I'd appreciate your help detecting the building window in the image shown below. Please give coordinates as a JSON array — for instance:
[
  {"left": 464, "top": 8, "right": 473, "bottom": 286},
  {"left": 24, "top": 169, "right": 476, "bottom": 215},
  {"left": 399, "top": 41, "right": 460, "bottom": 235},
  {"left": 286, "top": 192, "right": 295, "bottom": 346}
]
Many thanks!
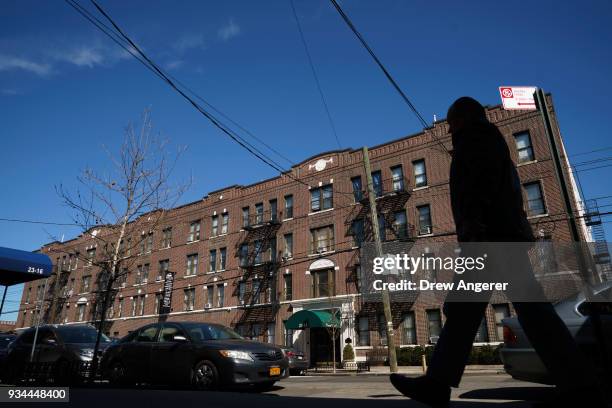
[
  {"left": 86, "top": 248, "right": 96, "bottom": 266},
  {"left": 238, "top": 281, "right": 246, "bottom": 304},
  {"left": 284, "top": 328, "right": 294, "bottom": 347},
  {"left": 131, "top": 296, "right": 137, "bottom": 317},
  {"left": 283, "top": 274, "right": 293, "bottom": 301},
  {"left": 25, "top": 287, "right": 31, "bottom": 303},
  {"left": 514, "top": 131, "right": 534, "bottom": 163},
  {"left": 377, "top": 314, "right": 388, "bottom": 346},
  {"left": 81, "top": 275, "right": 91, "bottom": 293},
  {"left": 77, "top": 304, "right": 86, "bottom": 322},
  {"left": 255, "top": 203, "right": 264, "bottom": 224},
  {"left": 401, "top": 312, "right": 416, "bottom": 345},
  {"left": 184, "top": 288, "right": 195, "bottom": 311},
  {"left": 206, "top": 286, "right": 214, "bottom": 306},
  {"left": 136, "top": 264, "right": 149, "bottom": 284},
  {"left": 266, "top": 323, "right": 275, "bottom": 344},
  {"left": 312, "top": 268, "right": 335, "bottom": 298},
  {"left": 146, "top": 232, "right": 153, "bottom": 253},
  {"left": 254, "top": 240, "right": 263, "bottom": 264},
  {"left": 217, "top": 284, "right": 225, "bottom": 307},
  {"left": 351, "top": 176, "right": 363, "bottom": 202},
  {"left": 310, "top": 184, "right": 333, "bottom": 212},
  {"left": 118, "top": 298, "right": 124, "bottom": 317},
  {"left": 158, "top": 259, "right": 169, "bottom": 279},
  {"left": 270, "top": 199, "right": 278, "bottom": 221},
  {"left": 284, "top": 194, "right": 294, "bottom": 219},
  {"left": 161, "top": 227, "right": 172, "bottom": 248},
  {"left": 493, "top": 304, "right": 510, "bottom": 341},
  {"left": 524, "top": 182, "right": 546, "bottom": 216},
  {"left": 252, "top": 280, "right": 261, "bottom": 304},
  {"left": 239, "top": 244, "right": 249, "bottom": 267},
  {"left": 413, "top": 159, "right": 427, "bottom": 187},
  {"left": 352, "top": 219, "right": 365, "bottom": 247},
  {"left": 417, "top": 204, "right": 432, "bottom": 235},
  {"left": 283, "top": 233, "right": 293, "bottom": 259},
  {"left": 221, "top": 213, "right": 229, "bottom": 234},
  {"left": 138, "top": 295, "right": 145, "bottom": 316},
  {"left": 358, "top": 317, "right": 370, "bottom": 346},
  {"left": 310, "top": 225, "right": 335, "bottom": 254},
  {"left": 154, "top": 293, "right": 162, "bottom": 314},
  {"left": 188, "top": 220, "right": 201, "bottom": 242},
  {"left": 186, "top": 253, "right": 198, "bottom": 276},
  {"left": 391, "top": 165, "right": 404, "bottom": 192},
  {"left": 427, "top": 309, "right": 442, "bottom": 342},
  {"left": 474, "top": 318, "right": 489, "bottom": 343},
  {"left": 211, "top": 215, "right": 218, "bottom": 237},
  {"left": 372, "top": 170, "right": 383, "bottom": 197},
  {"left": 393, "top": 210, "right": 408, "bottom": 239},
  {"left": 242, "top": 207, "right": 250, "bottom": 227},
  {"left": 209, "top": 250, "right": 217, "bottom": 273},
  {"left": 219, "top": 247, "right": 227, "bottom": 271}
]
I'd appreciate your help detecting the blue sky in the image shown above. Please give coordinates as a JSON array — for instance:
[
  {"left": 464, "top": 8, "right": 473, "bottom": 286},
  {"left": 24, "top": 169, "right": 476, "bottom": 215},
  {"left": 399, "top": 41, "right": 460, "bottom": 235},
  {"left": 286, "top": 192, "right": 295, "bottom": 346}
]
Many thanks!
[{"left": 1, "top": 0, "right": 611, "bottom": 319}]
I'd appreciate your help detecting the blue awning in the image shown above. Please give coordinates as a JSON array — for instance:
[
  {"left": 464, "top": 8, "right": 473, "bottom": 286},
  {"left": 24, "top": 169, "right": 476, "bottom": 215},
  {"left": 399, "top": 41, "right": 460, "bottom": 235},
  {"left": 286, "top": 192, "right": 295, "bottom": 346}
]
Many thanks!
[{"left": 0, "top": 247, "right": 53, "bottom": 286}]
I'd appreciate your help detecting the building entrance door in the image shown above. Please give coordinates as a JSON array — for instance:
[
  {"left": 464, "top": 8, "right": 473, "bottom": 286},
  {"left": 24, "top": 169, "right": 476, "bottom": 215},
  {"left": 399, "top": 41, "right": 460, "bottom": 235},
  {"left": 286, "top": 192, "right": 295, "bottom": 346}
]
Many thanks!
[{"left": 309, "top": 327, "right": 340, "bottom": 367}]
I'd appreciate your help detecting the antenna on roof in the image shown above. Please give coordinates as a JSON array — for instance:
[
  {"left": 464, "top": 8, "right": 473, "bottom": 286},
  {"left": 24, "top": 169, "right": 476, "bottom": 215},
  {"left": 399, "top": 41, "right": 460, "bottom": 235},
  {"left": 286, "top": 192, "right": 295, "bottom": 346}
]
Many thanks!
[{"left": 433, "top": 114, "right": 437, "bottom": 123}]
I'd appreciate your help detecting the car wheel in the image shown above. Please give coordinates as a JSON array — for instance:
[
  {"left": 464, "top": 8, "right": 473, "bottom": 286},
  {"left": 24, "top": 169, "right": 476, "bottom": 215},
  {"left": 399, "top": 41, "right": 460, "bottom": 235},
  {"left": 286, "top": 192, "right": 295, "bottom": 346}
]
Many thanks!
[
  {"left": 108, "top": 361, "right": 130, "bottom": 388},
  {"left": 191, "top": 360, "right": 218, "bottom": 390},
  {"left": 254, "top": 381, "right": 276, "bottom": 392}
]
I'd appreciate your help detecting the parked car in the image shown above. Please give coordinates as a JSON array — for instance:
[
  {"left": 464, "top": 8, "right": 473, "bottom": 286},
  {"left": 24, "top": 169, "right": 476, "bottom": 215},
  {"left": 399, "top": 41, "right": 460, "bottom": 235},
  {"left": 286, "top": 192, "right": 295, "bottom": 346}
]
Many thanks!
[
  {"left": 101, "top": 321, "right": 289, "bottom": 390},
  {"left": 501, "top": 282, "right": 612, "bottom": 384},
  {"left": 0, "top": 333, "right": 17, "bottom": 381},
  {"left": 280, "top": 346, "right": 308, "bottom": 375},
  {"left": 3, "top": 324, "right": 112, "bottom": 384}
]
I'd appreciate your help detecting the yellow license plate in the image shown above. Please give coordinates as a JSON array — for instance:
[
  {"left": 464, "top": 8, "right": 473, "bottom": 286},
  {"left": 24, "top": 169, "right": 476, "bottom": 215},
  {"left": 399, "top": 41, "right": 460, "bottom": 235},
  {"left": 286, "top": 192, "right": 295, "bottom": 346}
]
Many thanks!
[{"left": 269, "top": 367, "right": 281, "bottom": 376}]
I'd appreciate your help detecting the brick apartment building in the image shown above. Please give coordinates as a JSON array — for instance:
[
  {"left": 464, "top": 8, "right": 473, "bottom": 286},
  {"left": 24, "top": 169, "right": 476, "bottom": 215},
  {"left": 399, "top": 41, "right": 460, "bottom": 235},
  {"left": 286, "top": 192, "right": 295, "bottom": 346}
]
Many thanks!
[{"left": 16, "top": 95, "right": 590, "bottom": 364}]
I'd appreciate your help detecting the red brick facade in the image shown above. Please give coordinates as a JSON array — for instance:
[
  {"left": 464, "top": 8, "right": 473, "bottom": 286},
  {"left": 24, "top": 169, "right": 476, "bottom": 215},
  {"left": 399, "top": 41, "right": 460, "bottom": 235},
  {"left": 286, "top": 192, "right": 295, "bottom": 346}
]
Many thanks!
[{"left": 16, "top": 95, "right": 587, "bottom": 363}]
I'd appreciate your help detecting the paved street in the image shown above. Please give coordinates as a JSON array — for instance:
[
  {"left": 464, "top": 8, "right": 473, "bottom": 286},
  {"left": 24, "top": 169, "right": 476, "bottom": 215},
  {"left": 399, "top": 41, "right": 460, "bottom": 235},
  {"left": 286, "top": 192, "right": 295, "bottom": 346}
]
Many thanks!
[{"left": 2, "top": 374, "right": 555, "bottom": 408}]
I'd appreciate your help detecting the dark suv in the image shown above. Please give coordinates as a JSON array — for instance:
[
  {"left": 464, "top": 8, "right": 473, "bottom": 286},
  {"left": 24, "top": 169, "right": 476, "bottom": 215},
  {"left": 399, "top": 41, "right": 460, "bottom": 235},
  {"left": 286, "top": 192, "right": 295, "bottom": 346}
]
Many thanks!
[
  {"left": 4, "top": 324, "right": 111, "bottom": 384},
  {"left": 101, "top": 321, "right": 288, "bottom": 390}
]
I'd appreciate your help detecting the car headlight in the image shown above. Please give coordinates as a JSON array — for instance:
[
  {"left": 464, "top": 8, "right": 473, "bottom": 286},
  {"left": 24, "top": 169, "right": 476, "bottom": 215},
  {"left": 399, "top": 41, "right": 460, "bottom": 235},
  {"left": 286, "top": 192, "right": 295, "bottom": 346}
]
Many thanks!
[
  {"left": 219, "top": 350, "right": 253, "bottom": 361},
  {"left": 78, "top": 349, "right": 94, "bottom": 359}
]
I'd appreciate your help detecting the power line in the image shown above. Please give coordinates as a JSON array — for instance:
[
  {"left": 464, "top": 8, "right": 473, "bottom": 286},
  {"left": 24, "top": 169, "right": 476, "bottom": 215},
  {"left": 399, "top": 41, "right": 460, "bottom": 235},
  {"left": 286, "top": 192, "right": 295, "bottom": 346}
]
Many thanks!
[
  {"left": 570, "top": 146, "right": 612, "bottom": 158},
  {"left": 328, "top": 0, "right": 451, "bottom": 157},
  {"left": 0, "top": 218, "right": 81, "bottom": 227},
  {"left": 290, "top": 0, "right": 342, "bottom": 150}
]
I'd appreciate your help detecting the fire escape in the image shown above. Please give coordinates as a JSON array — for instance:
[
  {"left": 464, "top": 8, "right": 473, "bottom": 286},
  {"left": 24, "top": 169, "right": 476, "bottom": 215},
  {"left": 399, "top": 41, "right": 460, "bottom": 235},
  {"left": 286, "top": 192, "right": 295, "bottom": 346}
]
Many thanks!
[
  {"left": 584, "top": 199, "right": 612, "bottom": 280},
  {"left": 345, "top": 174, "right": 418, "bottom": 336},
  {"left": 231, "top": 207, "right": 283, "bottom": 337},
  {"left": 44, "top": 261, "right": 72, "bottom": 324}
]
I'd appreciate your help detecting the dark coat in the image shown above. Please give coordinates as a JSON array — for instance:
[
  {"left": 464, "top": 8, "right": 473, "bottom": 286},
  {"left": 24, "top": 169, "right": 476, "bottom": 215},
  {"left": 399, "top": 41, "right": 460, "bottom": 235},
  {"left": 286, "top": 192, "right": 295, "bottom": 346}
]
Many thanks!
[{"left": 449, "top": 121, "right": 535, "bottom": 242}]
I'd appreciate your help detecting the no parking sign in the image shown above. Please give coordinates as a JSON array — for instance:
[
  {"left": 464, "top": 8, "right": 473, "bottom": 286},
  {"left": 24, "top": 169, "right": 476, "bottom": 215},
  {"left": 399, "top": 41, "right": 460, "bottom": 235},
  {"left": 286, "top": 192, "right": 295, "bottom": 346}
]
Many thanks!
[{"left": 499, "top": 86, "right": 537, "bottom": 110}]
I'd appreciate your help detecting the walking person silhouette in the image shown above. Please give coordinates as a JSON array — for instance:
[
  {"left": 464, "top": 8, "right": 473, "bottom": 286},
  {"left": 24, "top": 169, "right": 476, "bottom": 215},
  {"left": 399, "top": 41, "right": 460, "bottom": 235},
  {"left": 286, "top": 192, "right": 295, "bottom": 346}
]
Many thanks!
[{"left": 389, "top": 97, "right": 605, "bottom": 408}]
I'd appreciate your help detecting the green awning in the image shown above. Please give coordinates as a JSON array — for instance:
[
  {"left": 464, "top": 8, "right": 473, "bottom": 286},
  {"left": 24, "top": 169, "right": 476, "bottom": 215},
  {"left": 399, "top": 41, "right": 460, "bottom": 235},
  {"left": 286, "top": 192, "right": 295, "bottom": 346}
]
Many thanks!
[{"left": 284, "top": 309, "right": 340, "bottom": 330}]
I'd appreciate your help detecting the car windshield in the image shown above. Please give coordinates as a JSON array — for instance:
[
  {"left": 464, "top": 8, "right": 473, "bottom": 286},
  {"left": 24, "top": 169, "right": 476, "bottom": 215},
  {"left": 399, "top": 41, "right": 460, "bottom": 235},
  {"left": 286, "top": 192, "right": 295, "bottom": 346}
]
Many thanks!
[
  {"left": 182, "top": 323, "right": 243, "bottom": 341},
  {"left": 55, "top": 326, "right": 111, "bottom": 344}
]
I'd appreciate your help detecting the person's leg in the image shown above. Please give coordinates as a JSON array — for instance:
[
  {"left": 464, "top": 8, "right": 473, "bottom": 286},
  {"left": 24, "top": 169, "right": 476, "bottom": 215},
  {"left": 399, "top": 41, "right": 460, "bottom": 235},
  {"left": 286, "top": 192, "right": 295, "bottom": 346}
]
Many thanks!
[{"left": 426, "top": 301, "right": 489, "bottom": 387}]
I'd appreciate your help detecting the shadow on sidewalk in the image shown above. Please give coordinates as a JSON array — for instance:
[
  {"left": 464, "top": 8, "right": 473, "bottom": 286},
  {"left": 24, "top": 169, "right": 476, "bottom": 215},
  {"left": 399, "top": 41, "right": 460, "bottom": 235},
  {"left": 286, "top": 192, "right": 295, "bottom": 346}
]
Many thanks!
[{"left": 459, "top": 386, "right": 554, "bottom": 401}]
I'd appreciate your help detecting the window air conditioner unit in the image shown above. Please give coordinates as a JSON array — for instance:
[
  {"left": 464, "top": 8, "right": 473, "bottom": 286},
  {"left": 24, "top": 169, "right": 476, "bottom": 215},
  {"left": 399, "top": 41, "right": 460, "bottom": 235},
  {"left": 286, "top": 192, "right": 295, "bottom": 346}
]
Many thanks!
[
  {"left": 142, "top": 278, "right": 148, "bottom": 284},
  {"left": 121, "top": 282, "right": 126, "bottom": 288},
  {"left": 155, "top": 276, "right": 162, "bottom": 282},
  {"left": 429, "top": 336, "right": 439, "bottom": 344},
  {"left": 240, "top": 300, "right": 245, "bottom": 305},
  {"left": 204, "top": 303, "right": 212, "bottom": 309}
]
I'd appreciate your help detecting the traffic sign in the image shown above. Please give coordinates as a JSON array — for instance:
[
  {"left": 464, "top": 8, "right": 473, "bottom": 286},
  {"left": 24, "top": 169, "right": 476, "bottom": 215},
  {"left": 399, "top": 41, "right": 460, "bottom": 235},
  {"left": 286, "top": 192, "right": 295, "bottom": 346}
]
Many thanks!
[{"left": 499, "top": 86, "right": 537, "bottom": 110}]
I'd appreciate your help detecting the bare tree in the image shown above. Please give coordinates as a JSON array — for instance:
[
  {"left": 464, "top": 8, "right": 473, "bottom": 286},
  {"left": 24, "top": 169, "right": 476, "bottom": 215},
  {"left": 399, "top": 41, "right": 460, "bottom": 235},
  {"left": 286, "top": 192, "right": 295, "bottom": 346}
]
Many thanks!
[{"left": 55, "top": 109, "right": 189, "bottom": 379}]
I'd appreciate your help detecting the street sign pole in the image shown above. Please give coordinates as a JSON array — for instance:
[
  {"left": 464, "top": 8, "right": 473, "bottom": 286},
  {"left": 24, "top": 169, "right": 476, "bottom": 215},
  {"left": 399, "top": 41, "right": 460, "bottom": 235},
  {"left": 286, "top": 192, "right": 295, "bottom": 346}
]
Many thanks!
[{"left": 362, "top": 146, "right": 398, "bottom": 373}]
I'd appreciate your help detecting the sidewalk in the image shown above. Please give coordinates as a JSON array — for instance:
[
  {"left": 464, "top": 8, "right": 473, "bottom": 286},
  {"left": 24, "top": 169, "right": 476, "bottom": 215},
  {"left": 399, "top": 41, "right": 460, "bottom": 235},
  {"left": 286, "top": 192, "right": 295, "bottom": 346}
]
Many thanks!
[{"left": 307, "top": 364, "right": 505, "bottom": 376}]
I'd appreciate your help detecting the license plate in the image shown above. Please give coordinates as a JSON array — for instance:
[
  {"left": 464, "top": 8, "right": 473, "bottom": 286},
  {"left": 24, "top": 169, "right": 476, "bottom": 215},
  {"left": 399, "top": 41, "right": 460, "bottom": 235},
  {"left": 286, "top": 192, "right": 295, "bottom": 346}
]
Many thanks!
[{"left": 269, "top": 367, "right": 281, "bottom": 376}]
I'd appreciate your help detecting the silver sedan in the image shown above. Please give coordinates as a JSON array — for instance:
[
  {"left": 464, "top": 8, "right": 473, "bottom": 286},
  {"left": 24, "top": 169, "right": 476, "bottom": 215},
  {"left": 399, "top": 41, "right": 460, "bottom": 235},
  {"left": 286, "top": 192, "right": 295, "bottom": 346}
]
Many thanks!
[{"left": 500, "top": 282, "right": 612, "bottom": 384}]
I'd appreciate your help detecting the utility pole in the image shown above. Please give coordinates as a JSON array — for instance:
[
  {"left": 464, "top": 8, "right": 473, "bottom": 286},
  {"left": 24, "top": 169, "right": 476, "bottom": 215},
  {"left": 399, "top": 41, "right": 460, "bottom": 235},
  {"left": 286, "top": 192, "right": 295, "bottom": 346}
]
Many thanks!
[
  {"left": 362, "top": 146, "right": 398, "bottom": 373},
  {"left": 534, "top": 88, "right": 609, "bottom": 374}
]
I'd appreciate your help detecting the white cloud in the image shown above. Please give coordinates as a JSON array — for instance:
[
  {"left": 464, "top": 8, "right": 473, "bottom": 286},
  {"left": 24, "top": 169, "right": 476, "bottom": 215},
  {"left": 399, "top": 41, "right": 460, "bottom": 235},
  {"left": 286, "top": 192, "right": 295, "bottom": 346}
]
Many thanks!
[
  {"left": 51, "top": 46, "right": 106, "bottom": 68},
  {"left": 165, "top": 59, "right": 184, "bottom": 70},
  {"left": 1, "top": 89, "right": 19, "bottom": 96},
  {"left": 173, "top": 34, "right": 205, "bottom": 53},
  {"left": 217, "top": 19, "right": 241, "bottom": 41},
  {"left": 0, "top": 55, "right": 51, "bottom": 76}
]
